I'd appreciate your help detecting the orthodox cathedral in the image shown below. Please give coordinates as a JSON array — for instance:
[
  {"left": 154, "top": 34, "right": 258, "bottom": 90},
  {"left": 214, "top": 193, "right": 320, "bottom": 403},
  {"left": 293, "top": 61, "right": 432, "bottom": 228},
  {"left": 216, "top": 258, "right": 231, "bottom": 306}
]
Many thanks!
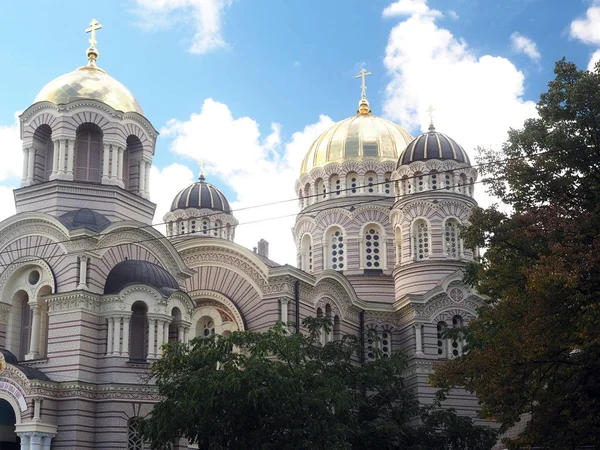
[{"left": 0, "top": 20, "right": 483, "bottom": 449}]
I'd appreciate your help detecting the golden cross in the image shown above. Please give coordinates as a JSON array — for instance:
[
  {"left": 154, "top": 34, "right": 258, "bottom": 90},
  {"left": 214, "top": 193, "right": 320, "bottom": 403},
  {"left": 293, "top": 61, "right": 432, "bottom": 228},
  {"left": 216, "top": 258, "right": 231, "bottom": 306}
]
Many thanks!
[
  {"left": 427, "top": 105, "right": 436, "bottom": 127},
  {"left": 355, "top": 68, "right": 372, "bottom": 99},
  {"left": 86, "top": 18, "right": 102, "bottom": 48}
]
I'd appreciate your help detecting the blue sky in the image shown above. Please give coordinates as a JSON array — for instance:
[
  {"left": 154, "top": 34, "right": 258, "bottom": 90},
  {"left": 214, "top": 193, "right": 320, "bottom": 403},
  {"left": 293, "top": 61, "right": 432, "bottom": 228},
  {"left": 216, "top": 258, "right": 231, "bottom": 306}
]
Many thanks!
[{"left": 1, "top": 0, "right": 600, "bottom": 264}]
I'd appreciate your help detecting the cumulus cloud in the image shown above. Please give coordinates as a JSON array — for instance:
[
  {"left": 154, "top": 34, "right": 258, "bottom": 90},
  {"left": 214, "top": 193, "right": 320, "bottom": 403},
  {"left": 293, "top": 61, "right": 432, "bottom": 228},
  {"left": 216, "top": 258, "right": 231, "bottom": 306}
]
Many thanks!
[
  {"left": 510, "top": 32, "right": 541, "bottom": 62},
  {"left": 150, "top": 163, "right": 195, "bottom": 231},
  {"left": 0, "top": 186, "right": 16, "bottom": 223},
  {"left": 156, "top": 99, "right": 334, "bottom": 264},
  {"left": 133, "top": 0, "right": 232, "bottom": 54},
  {"left": 383, "top": 0, "right": 441, "bottom": 18},
  {"left": 0, "top": 114, "right": 23, "bottom": 182},
  {"left": 588, "top": 49, "right": 600, "bottom": 71},
  {"left": 570, "top": 3, "right": 600, "bottom": 46},
  {"left": 382, "top": 1, "right": 537, "bottom": 208}
]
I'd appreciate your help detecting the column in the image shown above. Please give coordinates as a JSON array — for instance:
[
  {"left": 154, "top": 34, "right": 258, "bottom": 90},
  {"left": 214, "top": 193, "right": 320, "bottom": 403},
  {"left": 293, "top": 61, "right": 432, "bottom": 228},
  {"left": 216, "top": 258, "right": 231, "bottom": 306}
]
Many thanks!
[
  {"left": 33, "top": 398, "right": 42, "bottom": 420},
  {"left": 58, "top": 139, "right": 66, "bottom": 176},
  {"left": 28, "top": 147, "right": 36, "bottom": 183},
  {"left": 178, "top": 324, "right": 184, "bottom": 342},
  {"left": 148, "top": 319, "right": 156, "bottom": 358},
  {"left": 163, "top": 321, "right": 170, "bottom": 346},
  {"left": 18, "top": 434, "right": 30, "bottom": 450},
  {"left": 29, "top": 305, "right": 41, "bottom": 358},
  {"left": 280, "top": 299, "right": 289, "bottom": 325},
  {"left": 183, "top": 326, "right": 189, "bottom": 343},
  {"left": 22, "top": 148, "right": 29, "bottom": 185},
  {"left": 415, "top": 324, "right": 423, "bottom": 355},
  {"left": 144, "top": 161, "right": 151, "bottom": 198},
  {"left": 77, "top": 256, "right": 88, "bottom": 290},
  {"left": 66, "top": 139, "right": 74, "bottom": 180},
  {"left": 138, "top": 159, "right": 146, "bottom": 196},
  {"left": 106, "top": 317, "right": 114, "bottom": 356},
  {"left": 447, "top": 336, "right": 453, "bottom": 358},
  {"left": 116, "top": 146, "right": 125, "bottom": 187},
  {"left": 122, "top": 316, "right": 130, "bottom": 358},
  {"left": 156, "top": 320, "right": 164, "bottom": 356},
  {"left": 41, "top": 435, "right": 53, "bottom": 450},
  {"left": 49, "top": 140, "right": 59, "bottom": 180},
  {"left": 112, "top": 317, "right": 121, "bottom": 356},
  {"left": 30, "top": 433, "right": 42, "bottom": 450},
  {"left": 102, "top": 143, "right": 111, "bottom": 183},
  {"left": 453, "top": 172, "right": 460, "bottom": 192},
  {"left": 110, "top": 146, "right": 118, "bottom": 180}
]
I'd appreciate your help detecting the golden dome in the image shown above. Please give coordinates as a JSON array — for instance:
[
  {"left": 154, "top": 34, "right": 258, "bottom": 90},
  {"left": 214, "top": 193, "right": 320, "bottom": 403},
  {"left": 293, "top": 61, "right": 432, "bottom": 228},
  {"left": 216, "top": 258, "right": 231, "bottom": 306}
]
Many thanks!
[
  {"left": 300, "top": 114, "right": 414, "bottom": 176},
  {"left": 34, "top": 66, "right": 144, "bottom": 115}
]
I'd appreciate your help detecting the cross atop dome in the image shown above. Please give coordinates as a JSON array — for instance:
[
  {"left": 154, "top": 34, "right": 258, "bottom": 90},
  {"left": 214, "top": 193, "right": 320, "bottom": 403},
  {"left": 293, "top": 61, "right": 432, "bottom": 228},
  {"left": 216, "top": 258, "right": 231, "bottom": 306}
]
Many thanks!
[
  {"left": 427, "top": 105, "right": 436, "bottom": 131},
  {"left": 355, "top": 68, "right": 372, "bottom": 115},
  {"left": 85, "top": 18, "right": 102, "bottom": 67}
]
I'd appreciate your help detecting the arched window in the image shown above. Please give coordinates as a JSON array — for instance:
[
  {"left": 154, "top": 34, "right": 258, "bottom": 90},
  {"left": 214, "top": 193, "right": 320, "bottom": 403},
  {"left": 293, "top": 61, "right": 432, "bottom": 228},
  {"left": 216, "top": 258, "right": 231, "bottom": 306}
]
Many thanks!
[
  {"left": 201, "top": 218, "right": 209, "bottom": 235},
  {"left": 304, "top": 183, "right": 311, "bottom": 205},
  {"left": 460, "top": 173, "right": 468, "bottom": 194},
  {"left": 32, "top": 125, "right": 53, "bottom": 183},
  {"left": 451, "top": 315, "right": 464, "bottom": 357},
  {"left": 169, "top": 307, "right": 182, "bottom": 342},
  {"left": 330, "top": 175, "right": 342, "bottom": 196},
  {"left": 316, "top": 178, "right": 326, "bottom": 199},
  {"left": 326, "top": 227, "right": 345, "bottom": 270},
  {"left": 444, "top": 171, "right": 453, "bottom": 191},
  {"left": 415, "top": 172, "right": 426, "bottom": 191},
  {"left": 74, "top": 123, "right": 102, "bottom": 183},
  {"left": 444, "top": 219, "right": 461, "bottom": 259},
  {"left": 346, "top": 172, "right": 358, "bottom": 194},
  {"left": 130, "top": 302, "right": 148, "bottom": 362},
  {"left": 214, "top": 220, "right": 222, "bottom": 237},
  {"left": 404, "top": 175, "right": 412, "bottom": 195},
  {"left": 437, "top": 321, "right": 447, "bottom": 358},
  {"left": 16, "top": 291, "right": 31, "bottom": 361},
  {"left": 363, "top": 225, "right": 383, "bottom": 269},
  {"left": 365, "top": 171, "right": 377, "bottom": 194},
  {"left": 384, "top": 172, "right": 392, "bottom": 195},
  {"left": 365, "top": 328, "right": 377, "bottom": 362},
  {"left": 300, "top": 234, "right": 313, "bottom": 272},
  {"left": 381, "top": 330, "right": 392, "bottom": 357},
  {"left": 127, "top": 417, "right": 147, "bottom": 450},
  {"left": 325, "top": 304, "right": 333, "bottom": 343},
  {"left": 333, "top": 315, "right": 340, "bottom": 341},
  {"left": 429, "top": 170, "right": 438, "bottom": 190},
  {"left": 394, "top": 226, "right": 402, "bottom": 265},
  {"left": 197, "top": 316, "right": 215, "bottom": 337},
  {"left": 125, "top": 135, "right": 143, "bottom": 192},
  {"left": 413, "top": 219, "right": 430, "bottom": 260}
]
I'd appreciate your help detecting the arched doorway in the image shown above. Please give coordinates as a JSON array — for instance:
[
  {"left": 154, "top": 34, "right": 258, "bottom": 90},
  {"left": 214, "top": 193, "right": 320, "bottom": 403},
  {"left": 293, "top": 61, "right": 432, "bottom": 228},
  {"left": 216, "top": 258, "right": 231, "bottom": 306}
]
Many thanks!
[{"left": 0, "top": 399, "right": 19, "bottom": 449}]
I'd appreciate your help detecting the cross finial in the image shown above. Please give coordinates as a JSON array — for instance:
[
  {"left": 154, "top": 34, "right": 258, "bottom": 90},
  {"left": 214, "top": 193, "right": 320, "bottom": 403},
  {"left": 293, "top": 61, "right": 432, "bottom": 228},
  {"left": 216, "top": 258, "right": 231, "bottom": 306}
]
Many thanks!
[
  {"left": 85, "top": 19, "right": 102, "bottom": 66},
  {"left": 355, "top": 68, "right": 372, "bottom": 115},
  {"left": 199, "top": 160, "right": 205, "bottom": 181},
  {"left": 427, "top": 105, "right": 436, "bottom": 131}
]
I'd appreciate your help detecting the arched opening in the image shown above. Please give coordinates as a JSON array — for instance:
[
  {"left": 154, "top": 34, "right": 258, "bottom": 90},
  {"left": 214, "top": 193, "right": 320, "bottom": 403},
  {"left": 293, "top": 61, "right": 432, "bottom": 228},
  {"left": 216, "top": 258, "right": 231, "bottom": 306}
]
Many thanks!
[
  {"left": 383, "top": 172, "right": 392, "bottom": 195},
  {"left": 429, "top": 170, "right": 438, "bottom": 190},
  {"left": 445, "top": 171, "right": 453, "bottom": 190},
  {"left": 412, "top": 219, "right": 430, "bottom": 260},
  {"left": 214, "top": 220, "right": 222, "bottom": 238},
  {"left": 415, "top": 172, "right": 425, "bottom": 192},
  {"left": 365, "top": 171, "right": 377, "bottom": 194},
  {"left": 197, "top": 316, "right": 215, "bottom": 338},
  {"left": 460, "top": 173, "right": 468, "bottom": 194},
  {"left": 32, "top": 124, "right": 53, "bottom": 183},
  {"left": 74, "top": 123, "right": 103, "bottom": 183},
  {"left": 0, "top": 399, "right": 19, "bottom": 449},
  {"left": 316, "top": 178, "right": 326, "bottom": 199},
  {"left": 444, "top": 218, "right": 461, "bottom": 259},
  {"left": 437, "top": 321, "right": 447, "bottom": 358},
  {"left": 346, "top": 172, "right": 359, "bottom": 194},
  {"left": 381, "top": 329, "right": 392, "bottom": 357},
  {"left": 333, "top": 315, "right": 340, "bottom": 341},
  {"left": 130, "top": 302, "right": 148, "bottom": 362},
  {"left": 7, "top": 291, "right": 31, "bottom": 361},
  {"left": 365, "top": 328, "right": 377, "bottom": 362},
  {"left": 451, "top": 315, "right": 464, "bottom": 357},
  {"left": 169, "top": 307, "right": 182, "bottom": 343},
  {"left": 125, "top": 135, "right": 144, "bottom": 192},
  {"left": 363, "top": 225, "right": 383, "bottom": 269},
  {"left": 326, "top": 227, "right": 345, "bottom": 270},
  {"left": 330, "top": 175, "right": 342, "bottom": 196},
  {"left": 300, "top": 234, "right": 313, "bottom": 272},
  {"left": 36, "top": 285, "right": 52, "bottom": 359}
]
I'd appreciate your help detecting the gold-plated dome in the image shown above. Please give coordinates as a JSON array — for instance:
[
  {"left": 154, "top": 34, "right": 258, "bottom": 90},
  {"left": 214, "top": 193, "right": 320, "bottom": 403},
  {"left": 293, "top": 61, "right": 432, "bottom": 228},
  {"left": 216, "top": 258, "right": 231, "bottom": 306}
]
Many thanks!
[
  {"left": 300, "top": 115, "right": 414, "bottom": 176},
  {"left": 34, "top": 66, "right": 144, "bottom": 115}
]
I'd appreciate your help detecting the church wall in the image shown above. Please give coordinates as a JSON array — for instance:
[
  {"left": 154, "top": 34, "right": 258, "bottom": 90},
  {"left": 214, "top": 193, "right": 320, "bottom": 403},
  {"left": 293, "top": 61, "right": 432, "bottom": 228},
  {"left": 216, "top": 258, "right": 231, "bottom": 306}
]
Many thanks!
[
  {"left": 51, "top": 398, "right": 97, "bottom": 448},
  {"left": 345, "top": 275, "right": 395, "bottom": 304}
]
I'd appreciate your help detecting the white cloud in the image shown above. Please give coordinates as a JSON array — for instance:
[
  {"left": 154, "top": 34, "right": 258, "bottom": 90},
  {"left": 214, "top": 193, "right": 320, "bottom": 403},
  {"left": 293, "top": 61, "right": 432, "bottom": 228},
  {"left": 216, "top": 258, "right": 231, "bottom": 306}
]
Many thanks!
[
  {"left": 570, "top": 3, "right": 600, "bottom": 46},
  {"left": 150, "top": 163, "right": 195, "bottom": 231},
  {"left": 588, "top": 49, "right": 600, "bottom": 71},
  {"left": 383, "top": 0, "right": 442, "bottom": 18},
  {"left": 157, "top": 99, "right": 334, "bottom": 265},
  {"left": 510, "top": 32, "right": 541, "bottom": 62},
  {"left": 382, "top": 2, "right": 537, "bottom": 208},
  {"left": 133, "top": 0, "right": 232, "bottom": 54},
  {"left": 0, "top": 114, "right": 23, "bottom": 182},
  {"left": 447, "top": 10, "right": 459, "bottom": 20},
  {"left": 0, "top": 186, "right": 16, "bottom": 223}
]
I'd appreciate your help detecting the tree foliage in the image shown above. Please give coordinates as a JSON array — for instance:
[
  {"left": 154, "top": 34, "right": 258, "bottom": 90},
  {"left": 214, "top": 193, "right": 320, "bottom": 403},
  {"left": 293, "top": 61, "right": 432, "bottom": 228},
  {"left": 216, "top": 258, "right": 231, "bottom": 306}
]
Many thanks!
[
  {"left": 141, "top": 318, "right": 496, "bottom": 449},
  {"left": 430, "top": 59, "right": 600, "bottom": 449}
]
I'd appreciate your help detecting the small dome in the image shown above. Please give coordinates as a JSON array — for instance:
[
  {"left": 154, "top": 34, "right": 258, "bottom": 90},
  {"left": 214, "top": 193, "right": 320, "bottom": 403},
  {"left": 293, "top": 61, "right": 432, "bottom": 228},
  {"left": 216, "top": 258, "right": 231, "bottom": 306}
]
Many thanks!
[
  {"left": 300, "top": 115, "right": 414, "bottom": 176},
  {"left": 171, "top": 175, "right": 232, "bottom": 213},
  {"left": 34, "top": 66, "right": 143, "bottom": 114},
  {"left": 58, "top": 208, "right": 111, "bottom": 232},
  {"left": 397, "top": 126, "right": 470, "bottom": 167},
  {"left": 104, "top": 260, "right": 179, "bottom": 295}
]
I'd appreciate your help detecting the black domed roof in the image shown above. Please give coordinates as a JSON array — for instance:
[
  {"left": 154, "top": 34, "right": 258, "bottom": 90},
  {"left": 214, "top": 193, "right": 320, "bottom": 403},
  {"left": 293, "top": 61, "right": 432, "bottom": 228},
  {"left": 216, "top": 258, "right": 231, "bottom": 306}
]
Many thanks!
[
  {"left": 104, "top": 260, "right": 179, "bottom": 296},
  {"left": 58, "top": 208, "right": 111, "bottom": 231},
  {"left": 170, "top": 175, "right": 231, "bottom": 213},
  {"left": 397, "top": 126, "right": 470, "bottom": 167}
]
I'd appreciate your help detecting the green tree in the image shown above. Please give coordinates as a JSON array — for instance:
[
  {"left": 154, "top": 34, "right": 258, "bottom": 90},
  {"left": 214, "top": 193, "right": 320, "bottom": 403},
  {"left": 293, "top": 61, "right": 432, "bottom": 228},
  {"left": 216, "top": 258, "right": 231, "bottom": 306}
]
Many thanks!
[
  {"left": 431, "top": 59, "right": 600, "bottom": 449},
  {"left": 140, "top": 318, "right": 496, "bottom": 449}
]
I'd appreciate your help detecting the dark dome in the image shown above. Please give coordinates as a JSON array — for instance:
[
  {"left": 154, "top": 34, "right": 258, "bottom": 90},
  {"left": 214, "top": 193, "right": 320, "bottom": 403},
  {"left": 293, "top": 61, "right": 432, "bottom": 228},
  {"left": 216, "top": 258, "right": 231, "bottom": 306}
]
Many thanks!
[
  {"left": 58, "top": 208, "right": 111, "bottom": 231},
  {"left": 171, "top": 175, "right": 231, "bottom": 213},
  {"left": 104, "top": 260, "right": 179, "bottom": 296},
  {"left": 397, "top": 126, "right": 470, "bottom": 167}
]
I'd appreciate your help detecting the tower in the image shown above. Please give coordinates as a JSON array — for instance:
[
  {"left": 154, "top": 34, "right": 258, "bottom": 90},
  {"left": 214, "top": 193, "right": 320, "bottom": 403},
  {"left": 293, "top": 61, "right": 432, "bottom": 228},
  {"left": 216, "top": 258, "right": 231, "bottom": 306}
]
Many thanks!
[
  {"left": 16, "top": 20, "right": 158, "bottom": 224},
  {"left": 293, "top": 69, "right": 413, "bottom": 305}
]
